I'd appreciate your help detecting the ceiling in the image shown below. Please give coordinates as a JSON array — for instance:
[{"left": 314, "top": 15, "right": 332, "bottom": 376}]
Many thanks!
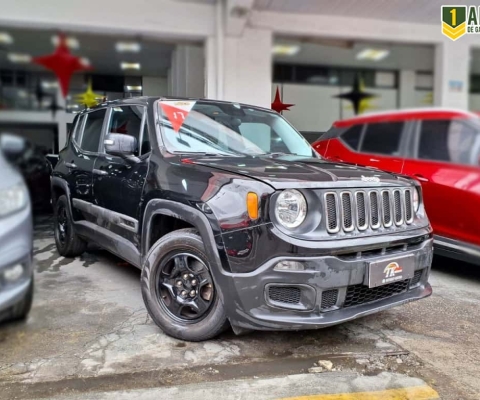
[
  {"left": 0, "top": 26, "right": 180, "bottom": 77},
  {"left": 254, "top": 0, "right": 479, "bottom": 25},
  {"left": 274, "top": 39, "right": 435, "bottom": 72}
]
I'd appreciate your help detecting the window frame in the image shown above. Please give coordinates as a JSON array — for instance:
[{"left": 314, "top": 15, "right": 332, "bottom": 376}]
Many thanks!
[
  {"left": 356, "top": 121, "right": 411, "bottom": 157},
  {"left": 73, "top": 107, "right": 109, "bottom": 155},
  {"left": 413, "top": 117, "right": 480, "bottom": 165},
  {"left": 101, "top": 104, "right": 148, "bottom": 156},
  {"left": 338, "top": 124, "right": 366, "bottom": 152}
]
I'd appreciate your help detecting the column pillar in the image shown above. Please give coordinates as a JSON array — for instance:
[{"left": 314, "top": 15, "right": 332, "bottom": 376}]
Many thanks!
[
  {"left": 434, "top": 40, "right": 470, "bottom": 109},
  {"left": 222, "top": 27, "right": 273, "bottom": 108},
  {"left": 399, "top": 70, "right": 416, "bottom": 109}
]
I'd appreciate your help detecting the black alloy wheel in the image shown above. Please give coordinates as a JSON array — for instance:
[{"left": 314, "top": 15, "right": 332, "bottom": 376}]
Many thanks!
[
  {"left": 56, "top": 204, "right": 68, "bottom": 247},
  {"left": 54, "top": 195, "right": 87, "bottom": 257},
  {"left": 156, "top": 252, "right": 214, "bottom": 323}
]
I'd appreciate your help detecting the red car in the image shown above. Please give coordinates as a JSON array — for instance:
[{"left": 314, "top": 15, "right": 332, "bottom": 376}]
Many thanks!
[{"left": 313, "top": 108, "right": 480, "bottom": 265}]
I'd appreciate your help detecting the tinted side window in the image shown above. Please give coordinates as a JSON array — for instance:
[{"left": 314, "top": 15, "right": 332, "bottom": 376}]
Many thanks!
[
  {"left": 107, "top": 106, "right": 145, "bottom": 156},
  {"left": 341, "top": 124, "right": 363, "bottom": 150},
  {"left": 81, "top": 109, "right": 106, "bottom": 152},
  {"left": 418, "top": 119, "right": 478, "bottom": 165},
  {"left": 361, "top": 122, "right": 403, "bottom": 155}
]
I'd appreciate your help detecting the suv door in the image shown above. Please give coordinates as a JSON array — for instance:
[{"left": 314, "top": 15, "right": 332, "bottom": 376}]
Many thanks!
[
  {"left": 92, "top": 105, "right": 150, "bottom": 244},
  {"left": 67, "top": 108, "right": 107, "bottom": 207},
  {"left": 402, "top": 118, "right": 480, "bottom": 247}
]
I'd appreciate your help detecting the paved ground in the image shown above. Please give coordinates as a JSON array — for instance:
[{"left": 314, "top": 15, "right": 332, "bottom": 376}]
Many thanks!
[{"left": 0, "top": 215, "right": 479, "bottom": 399}]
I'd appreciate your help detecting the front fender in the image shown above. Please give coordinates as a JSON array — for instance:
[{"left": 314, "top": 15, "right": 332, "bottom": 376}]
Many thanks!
[{"left": 141, "top": 199, "right": 225, "bottom": 272}]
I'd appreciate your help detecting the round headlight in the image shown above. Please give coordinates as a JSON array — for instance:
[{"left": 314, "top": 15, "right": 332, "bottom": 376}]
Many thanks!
[
  {"left": 275, "top": 189, "right": 307, "bottom": 229},
  {"left": 413, "top": 188, "right": 420, "bottom": 212}
]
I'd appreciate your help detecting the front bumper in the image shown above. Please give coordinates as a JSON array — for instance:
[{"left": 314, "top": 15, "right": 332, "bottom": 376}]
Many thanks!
[
  {"left": 220, "top": 235, "right": 433, "bottom": 331},
  {"left": 0, "top": 205, "right": 33, "bottom": 316}
]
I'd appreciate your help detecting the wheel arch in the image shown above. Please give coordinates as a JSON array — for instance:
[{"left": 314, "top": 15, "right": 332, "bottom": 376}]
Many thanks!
[
  {"left": 51, "top": 177, "right": 73, "bottom": 216},
  {"left": 141, "top": 199, "right": 223, "bottom": 273}
]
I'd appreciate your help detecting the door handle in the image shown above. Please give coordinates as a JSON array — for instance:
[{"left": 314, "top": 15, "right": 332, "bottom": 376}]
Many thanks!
[
  {"left": 93, "top": 169, "right": 108, "bottom": 176},
  {"left": 65, "top": 162, "right": 77, "bottom": 169},
  {"left": 414, "top": 174, "right": 429, "bottom": 182}
]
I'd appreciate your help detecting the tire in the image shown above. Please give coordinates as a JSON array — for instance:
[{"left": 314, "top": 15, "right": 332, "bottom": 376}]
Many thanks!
[
  {"left": 141, "top": 228, "right": 229, "bottom": 341},
  {"left": 10, "top": 280, "right": 34, "bottom": 321},
  {"left": 54, "top": 195, "right": 87, "bottom": 257}
]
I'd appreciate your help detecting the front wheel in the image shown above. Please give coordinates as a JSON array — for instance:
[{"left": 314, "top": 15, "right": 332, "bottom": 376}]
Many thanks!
[{"left": 141, "top": 228, "right": 229, "bottom": 341}]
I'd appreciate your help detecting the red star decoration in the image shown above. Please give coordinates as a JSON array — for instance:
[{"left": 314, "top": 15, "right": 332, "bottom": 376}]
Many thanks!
[
  {"left": 271, "top": 87, "right": 294, "bottom": 113},
  {"left": 33, "top": 34, "right": 91, "bottom": 98}
]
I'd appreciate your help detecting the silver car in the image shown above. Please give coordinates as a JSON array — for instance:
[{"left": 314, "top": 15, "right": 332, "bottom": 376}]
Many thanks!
[{"left": 0, "top": 134, "right": 33, "bottom": 323}]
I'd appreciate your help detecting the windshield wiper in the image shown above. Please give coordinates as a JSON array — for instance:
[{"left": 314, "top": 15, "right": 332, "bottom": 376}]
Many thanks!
[{"left": 171, "top": 151, "right": 237, "bottom": 157}]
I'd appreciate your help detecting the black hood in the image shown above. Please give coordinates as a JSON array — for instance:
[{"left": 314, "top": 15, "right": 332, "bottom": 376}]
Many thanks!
[{"left": 182, "top": 155, "right": 410, "bottom": 189}]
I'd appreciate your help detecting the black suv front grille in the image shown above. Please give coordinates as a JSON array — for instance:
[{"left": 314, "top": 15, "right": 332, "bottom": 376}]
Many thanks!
[
  {"left": 343, "top": 269, "right": 424, "bottom": 308},
  {"left": 324, "top": 188, "right": 414, "bottom": 234}
]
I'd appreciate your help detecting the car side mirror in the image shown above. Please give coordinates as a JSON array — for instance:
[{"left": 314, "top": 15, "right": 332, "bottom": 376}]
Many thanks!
[
  {"left": 104, "top": 133, "right": 137, "bottom": 157},
  {"left": 1, "top": 133, "right": 25, "bottom": 160}
]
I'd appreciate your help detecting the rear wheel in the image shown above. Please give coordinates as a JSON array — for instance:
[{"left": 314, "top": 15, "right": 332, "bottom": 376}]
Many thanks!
[
  {"left": 141, "top": 228, "right": 229, "bottom": 341},
  {"left": 54, "top": 195, "right": 87, "bottom": 257}
]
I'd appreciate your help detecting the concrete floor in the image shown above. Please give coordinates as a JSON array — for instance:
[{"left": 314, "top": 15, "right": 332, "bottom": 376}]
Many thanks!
[{"left": 0, "top": 215, "right": 479, "bottom": 399}]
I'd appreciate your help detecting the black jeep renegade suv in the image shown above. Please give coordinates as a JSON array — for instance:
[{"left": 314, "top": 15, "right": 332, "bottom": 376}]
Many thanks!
[{"left": 52, "top": 97, "right": 433, "bottom": 341}]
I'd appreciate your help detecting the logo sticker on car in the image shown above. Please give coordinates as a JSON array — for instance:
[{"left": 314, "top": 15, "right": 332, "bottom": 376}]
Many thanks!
[
  {"left": 361, "top": 175, "right": 380, "bottom": 183},
  {"left": 382, "top": 262, "right": 404, "bottom": 284}
]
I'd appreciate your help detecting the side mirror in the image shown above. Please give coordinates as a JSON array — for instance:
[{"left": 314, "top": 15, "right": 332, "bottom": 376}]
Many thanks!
[
  {"left": 1, "top": 133, "right": 25, "bottom": 160},
  {"left": 104, "top": 133, "right": 137, "bottom": 157}
]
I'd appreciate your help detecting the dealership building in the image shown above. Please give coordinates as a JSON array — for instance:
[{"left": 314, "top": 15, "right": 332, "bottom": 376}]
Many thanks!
[{"left": 0, "top": 0, "right": 479, "bottom": 151}]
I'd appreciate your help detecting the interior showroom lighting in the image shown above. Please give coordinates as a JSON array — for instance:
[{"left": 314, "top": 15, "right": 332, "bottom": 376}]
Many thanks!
[
  {"left": 356, "top": 48, "right": 390, "bottom": 61},
  {"left": 116, "top": 41, "right": 141, "bottom": 52},
  {"left": 52, "top": 35, "right": 80, "bottom": 49},
  {"left": 41, "top": 81, "right": 59, "bottom": 89},
  {"left": 80, "top": 57, "right": 91, "bottom": 67},
  {"left": 272, "top": 44, "right": 301, "bottom": 56},
  {"left": 7, "top": 53, "right": 32, "bottom": 63},
  {"left": 0, "top": 32, "right": 13, "bottom": 45},
  {"left": 121, "top": 62, "right": 141, "bottom": 70},
  {"left": 125, "top": 85, "right": 143, "bottom": 91}
]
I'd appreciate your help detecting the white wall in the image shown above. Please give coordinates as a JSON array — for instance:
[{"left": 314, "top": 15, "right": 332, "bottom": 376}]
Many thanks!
[
  {"left": 142, "top": 77, "right": 169, "bottom": 97},
  {"left": 0, "top": 0, "right": 215, "bottom": 39}
]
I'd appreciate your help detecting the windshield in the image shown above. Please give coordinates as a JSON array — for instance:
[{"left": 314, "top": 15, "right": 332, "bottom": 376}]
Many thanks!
[{"left": 156, "top": 100, "right": 314, "bottom": 157}]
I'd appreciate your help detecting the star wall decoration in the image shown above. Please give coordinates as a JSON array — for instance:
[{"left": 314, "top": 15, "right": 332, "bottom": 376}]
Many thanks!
[
  {"left": 334, "top": 75, "right": 377, "bottom": 115},
  {"left": 33, "top": 33, "right": 91, "bottom": 98},
  {"left": 271, "top": 87, "right": 294, "bottom": 113},
  {"left": 75, "top": 80, "right": 102, "bottom": 108}
]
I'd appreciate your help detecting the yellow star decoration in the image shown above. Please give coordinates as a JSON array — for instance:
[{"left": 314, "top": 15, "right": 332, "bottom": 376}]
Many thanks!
[
  {"left": 75, "top": 80, "right": 102, "bottom": 108},
  {"left": 357, "top": 79, "right": 376, "bottom": 114}
]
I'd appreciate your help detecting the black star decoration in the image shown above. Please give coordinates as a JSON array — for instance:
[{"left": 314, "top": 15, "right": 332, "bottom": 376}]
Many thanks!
[{"left": 334, "top": 75, "right": 377, "bottom": 115}]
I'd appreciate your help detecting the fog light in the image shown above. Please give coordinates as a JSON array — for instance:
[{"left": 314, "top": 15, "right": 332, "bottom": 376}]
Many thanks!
[
  {"left": 3, "top": 264, "right": 24, "bottom": 282},
  {"left": 274, "top": 261, "right": 305, "bottom": 271}
]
